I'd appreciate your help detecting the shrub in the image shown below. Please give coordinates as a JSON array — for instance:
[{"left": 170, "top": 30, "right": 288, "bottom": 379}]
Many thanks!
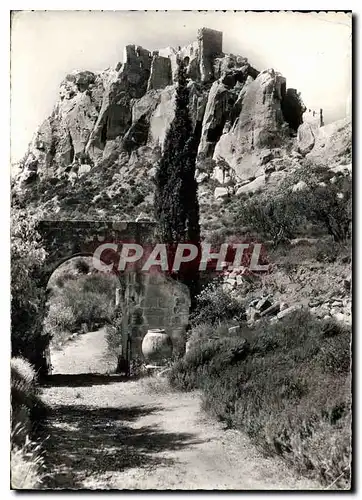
[
  {"left": 169, "top": 336, "right": 249, "bottom": 391},
  {"left": 235, "top": 165, "right": 352, "bottom": 245},
  {"left": 105, "top": 306, "right": 124, "bottom": 355},
  {"left": 301, "top": 177, "right": 351, "bottom": 242},
  {"left": 10, "top": 356, "right": 47, "bottom": 490},
  {"left": 44, "top": 302, "right": 76, "bottom": 337},
  {"left": 205, "top": 227, "right": 235, "bottom": 248},
  {"left": 169, "top": 311, "right": 351, "bottom": 487},
  {"left": 11, "top": 430, "right": 45, "bottom": 489},
  {"left": 240, "top": 192, "right": 303, "bottom": 244},
  {"left": 278, "top": 165, "right": 352, "bottom": 242},
  {"left": 44, "top": 271, "right": 118, "bottom": 345},
  {"left": 10, "top": 357, "right": 45, "bottom": 444},
  {"left": 190, "top": 280, "right": 246, "bottom": 326}
]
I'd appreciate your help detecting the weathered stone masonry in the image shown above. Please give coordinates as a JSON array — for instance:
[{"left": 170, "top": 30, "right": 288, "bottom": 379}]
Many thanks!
[{"left": 38, "top": 220, "right": 190, "bottom": 364}]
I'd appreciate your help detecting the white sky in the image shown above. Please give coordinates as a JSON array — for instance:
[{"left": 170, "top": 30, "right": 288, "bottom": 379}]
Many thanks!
[{"left": 10, "top": 10, "right": 352, "bottom": 163}]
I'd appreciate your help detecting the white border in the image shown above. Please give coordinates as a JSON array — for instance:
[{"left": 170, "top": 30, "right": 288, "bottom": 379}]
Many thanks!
[{"left": 2, "top": 2, "right": 359, "bottom": 498}]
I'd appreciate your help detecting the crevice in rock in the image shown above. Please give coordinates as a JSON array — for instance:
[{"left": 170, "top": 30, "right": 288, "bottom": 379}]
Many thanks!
[
  {"left": 100, "top": 120, "right": 108, "bottom": 149},
  {"left": 204, "top": 92, "right": 238, "bottom": 158},
  {"left": 281, "top": 88, "right": 306, "bottom": 133},
  {"left": 206, "top": 123, "right": 224, "bottom": 143},
  {"left": 122, "top": 115, "right": 150, "bottom": 155},
  {"left": 68, "top": 131, "right": 75, "bottom": 164}
]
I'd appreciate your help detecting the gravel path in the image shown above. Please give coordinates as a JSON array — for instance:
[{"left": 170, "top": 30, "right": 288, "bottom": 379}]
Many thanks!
[
  {"left": 38, "top": 329, "right": 321, "bottom": 490},
  {"left": 50, "top": 328, "right": 114, "bottom": 375}
]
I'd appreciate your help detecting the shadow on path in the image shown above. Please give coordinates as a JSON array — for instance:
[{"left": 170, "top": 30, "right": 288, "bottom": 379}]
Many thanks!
[
  {"left": 41, "top": 373, "right": 130, "bottom": 387},
  {"left": 37, "top": 401, "right": 205, "bottom": 489}
]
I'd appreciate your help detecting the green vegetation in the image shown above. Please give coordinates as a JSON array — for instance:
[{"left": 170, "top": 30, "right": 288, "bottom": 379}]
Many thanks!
[
  {"left": 233, "top": 165, "right": 352, "bottom": 245},
  {"left": 45, "top": 259, "right": 118, "bottom": 348},
  {"left": 11, "top": 357, "right": 46, "bottom": 489},
  {"left": 11, "top": 210, "right": 49, "bottom": 372},
  {"left": 12, "top": 153, "right": 153, "bottom": 221},
  {"left": 169, "top": 310, "right": 351, "bottom": 488},
  {"left": 190, "top": 279, "right": 246, "bottom": 326}
]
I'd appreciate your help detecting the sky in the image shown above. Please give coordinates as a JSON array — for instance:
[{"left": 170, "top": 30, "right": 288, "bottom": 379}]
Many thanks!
[{"left": 10, "top": 10, "right": 352, "bottom": 163}]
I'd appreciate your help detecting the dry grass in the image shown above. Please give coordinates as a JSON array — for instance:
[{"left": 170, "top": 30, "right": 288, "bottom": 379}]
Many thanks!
[
  {"left": 11, "top": 357, "right": 46, "bottom": 490},
  {"left": 11, "top": 426, "right": 45, "bottom": 490},
  {"left": 11, "top": 357, "right": 37, "bottom": 385}
]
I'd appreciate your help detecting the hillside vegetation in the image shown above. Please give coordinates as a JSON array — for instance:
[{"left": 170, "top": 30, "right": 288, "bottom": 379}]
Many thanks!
[{"left": 169, "top": 310, "right": 351, "bottom": 489}]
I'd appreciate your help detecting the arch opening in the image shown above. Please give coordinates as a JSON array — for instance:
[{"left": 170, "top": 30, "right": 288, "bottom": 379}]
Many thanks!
[{"left": 44, "top": 256, "right": 124, "bottom": 376}]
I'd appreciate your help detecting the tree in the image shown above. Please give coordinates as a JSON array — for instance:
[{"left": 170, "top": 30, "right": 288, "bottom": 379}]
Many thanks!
[
  {"left": 154, "top": 58, "right": 201, "bottom": 304},
  {"left": 154, "top": 58, "right": 200, "bottom": 244}
]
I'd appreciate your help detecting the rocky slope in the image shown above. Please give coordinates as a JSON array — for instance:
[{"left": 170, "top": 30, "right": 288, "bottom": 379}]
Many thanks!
[{"left": 12, "top": 27, "right": 351, "bottom": 227}]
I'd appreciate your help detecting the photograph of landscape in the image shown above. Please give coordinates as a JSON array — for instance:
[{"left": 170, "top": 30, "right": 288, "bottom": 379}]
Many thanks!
[{"left": 10, "top": 10, "right": 352, "bottom": 490}]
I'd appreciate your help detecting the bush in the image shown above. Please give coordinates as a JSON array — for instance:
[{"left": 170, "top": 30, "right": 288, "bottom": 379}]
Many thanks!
[
  {"left": 301, "top": 177, "right": 351, "bottom": 242},
  {"left": 169, "top": 311, "right": 351, "bottom": 487},
  {"left": 278, "top": 165, "right": 352, "bottom": 242},
  {"left": 240, "top": 192, "right": 302, "bottom": 244},
  {"left": 11, "top": 356, "right": 47, "bottom": 489},
  {"left": 44, "top": 271, "right": 118, "bottom": 345},
  {"left": 11, "top": 357, "right": 45, "bottom": 443},
  {"left": 10, "top": 358, "right": 45, "bottom": 489},
  {"left": 190, "top": 280, "right": 246, "bottom": 326},
  {"left": 236, "top": 165, "right": 352, "bottom": 245},
  {"left": 186, "top": 321, "right": 230, "bottom": 347},
  {"left": 105, "top": 306, "right": 124, "bottom": 356},
  {"left": 11, "top": 211, "right": 49, "bottom": 371},
  {"left": 169, "top": 336, "right": 249, "bottom": 391}
]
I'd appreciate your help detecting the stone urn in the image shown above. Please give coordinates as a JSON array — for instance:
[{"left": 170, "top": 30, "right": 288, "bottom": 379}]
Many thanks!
[{"left": 141, "top": 329, "right": 173, "bottom": 365}]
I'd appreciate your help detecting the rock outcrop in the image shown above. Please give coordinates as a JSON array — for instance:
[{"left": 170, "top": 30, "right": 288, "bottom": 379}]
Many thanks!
[
  {"left": 147, "top": 53, "right": 172, "bottom": 91},
  {"left": 306, "top": 117, "right": 352, "bottom": 167},
  {"left": 198, "top": 81, "right": 231, "bottom": 157},
  {"left": 15, "top": 27, "right": 332, "bottom": 199},
  {"left": 213, "top": 69, "right": 290, "bottom": 182}
]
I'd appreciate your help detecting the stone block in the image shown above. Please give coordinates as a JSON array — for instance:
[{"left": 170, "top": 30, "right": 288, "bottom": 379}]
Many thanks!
[
  {"left": 214, "top": 187, "right": 229, "bottom": 200},
  {"left": 277, "top": 304, "right": 302, "bottom": 320},
  {"left": 236, "top": 175, "right": 266, "bottom": 195}
]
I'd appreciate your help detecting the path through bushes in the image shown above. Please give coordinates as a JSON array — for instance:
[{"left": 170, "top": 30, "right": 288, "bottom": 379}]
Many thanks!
[{"left": 38, "top": 329, "right": 319, "bottom": 490}]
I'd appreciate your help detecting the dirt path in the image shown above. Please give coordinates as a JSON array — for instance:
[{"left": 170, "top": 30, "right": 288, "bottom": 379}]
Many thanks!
[
  {"left": 39, "top": 330, "right": 320, "bottom": 490},
  {"left": 50, "top": 328, "right": 114, "bottom": 375}
]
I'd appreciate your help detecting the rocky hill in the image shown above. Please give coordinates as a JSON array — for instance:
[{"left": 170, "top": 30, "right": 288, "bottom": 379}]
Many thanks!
[{"left": 13, "top": 27, "right": 351, "bottom": 230}]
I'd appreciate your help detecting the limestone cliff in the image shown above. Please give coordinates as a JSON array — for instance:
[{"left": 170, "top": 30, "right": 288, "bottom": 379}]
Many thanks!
[{"left": 13, "top": 27, "right": 350, "bottom": 222}]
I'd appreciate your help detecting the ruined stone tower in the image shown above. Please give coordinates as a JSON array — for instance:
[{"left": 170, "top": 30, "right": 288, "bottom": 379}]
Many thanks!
[{"left": 197, "top": 27, "right": 223, "bottom": 82}]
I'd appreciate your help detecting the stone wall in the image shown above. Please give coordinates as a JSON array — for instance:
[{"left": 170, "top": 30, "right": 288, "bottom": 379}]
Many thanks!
[
  {"left": 147, "top": 55, "right": 172, "bottom": 91},
  {"left": 123, "top": 44, "right": 152, "bottom": 72},
  {"left": 126, "top": 271, "right": 190, "bottom": 358},
  {"left": 303, "top": 108, "right": 324, "bottom": 129}
]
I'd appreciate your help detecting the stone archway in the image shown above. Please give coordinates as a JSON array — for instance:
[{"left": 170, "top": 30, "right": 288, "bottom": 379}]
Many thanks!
[
  {"left": 37, "top": 220, "right": 191, "bottom": 373},
  {"left": 44, "top": 254, "right": 122, "bottom": 375}
]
